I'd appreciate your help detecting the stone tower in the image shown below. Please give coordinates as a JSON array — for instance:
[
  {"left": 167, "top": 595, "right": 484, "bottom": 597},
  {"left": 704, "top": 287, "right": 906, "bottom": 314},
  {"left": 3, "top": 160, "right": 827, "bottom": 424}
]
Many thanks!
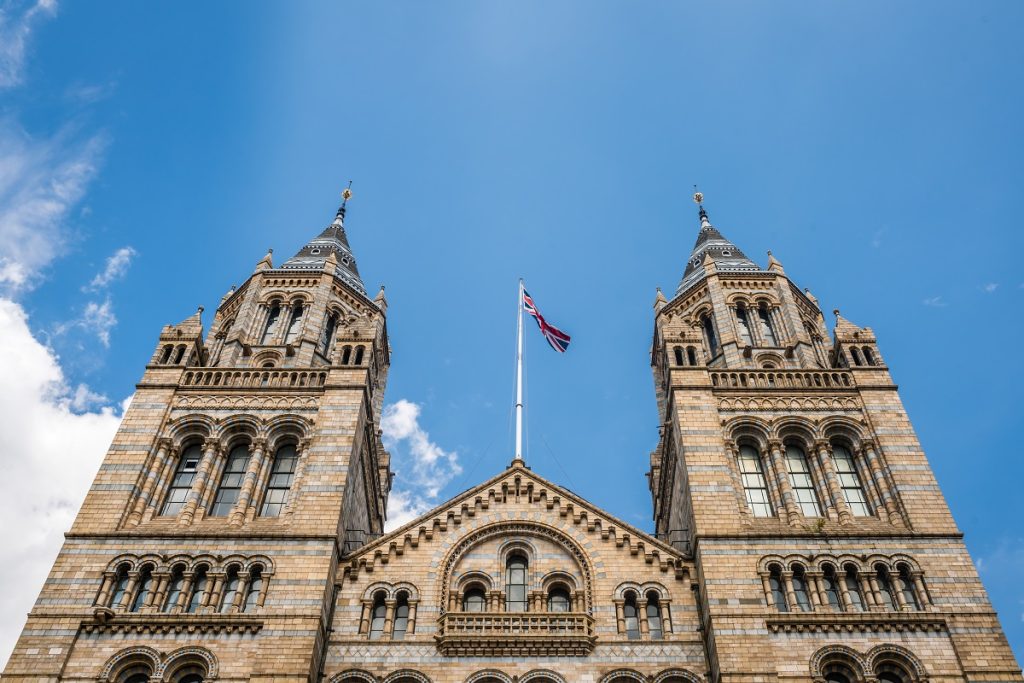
[
  {"left": 2, "top": 196, "right": 393, "bottom": 682},
  {"left": 647, "top": 195, "right": 1021, "bottom": 683}
]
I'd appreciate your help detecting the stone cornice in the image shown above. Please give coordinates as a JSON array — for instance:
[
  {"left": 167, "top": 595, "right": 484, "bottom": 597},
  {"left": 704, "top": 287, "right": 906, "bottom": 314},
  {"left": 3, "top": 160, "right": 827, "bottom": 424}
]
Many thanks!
[{"left": 766, "top": 611, "right": 947, "bottom": 634}]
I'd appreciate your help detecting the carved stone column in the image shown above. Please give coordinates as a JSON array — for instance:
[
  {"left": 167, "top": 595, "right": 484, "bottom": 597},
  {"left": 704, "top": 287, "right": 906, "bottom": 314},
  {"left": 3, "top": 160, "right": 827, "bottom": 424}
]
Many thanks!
[
  {"left": 118, "top": 572, "right": 140, "bottom": 611},
  {"left": 660, "top": 599, "right": 673, "bottom": 634},
  {"left": 861, "top": 441, "right": 901, "bottom": 524},
  {"left": 912, "top": 572, "right": 930, "bottom": 610},
  {"left": 407, "top": 599, "right": 418, "bottom": 634},
  {"left": 358, "top": 602, "right": 371, "bottom": 634},
  {"left": 769, "top": 441, "right": 799, "bottom": 523},
  {"left": 174, "top": 573, "right": 195, "bottom": 613},
  {"left": 637, "top": 598, "right": 649, "bottom": 635},
  {"left": 94, "top": 572, "right": 115, "bottom": 607},
  {"left": 817, "top": 441, "right": 851, "bottom": 523},
  {"left": 204, "top": 573, "right": 225, "bottom": 613},
  {"left": 383, "top": 599, "right": 397, "bottom": 638},
  {"left": 180, "top": 440, "right": 220, "bottom": 525},
  {"left": 614, "top": 599, "right": 625, "bottom": 633},
  {"left": 146, "top": 572, "right": 170, "bottom": 612},
  {"left": 759, "top": 573, "right": 774, "bottom": 608},
  {"left": 806, "top": 572, "right": 823, "bottom": 610},
  {"left": 231, "top": 438, "right": 266, "bottom": 526},
  {"left": 127, "top": 439, "right": 171, "bottom": 526},
  {"left": 782, "top": 571, "right": 798, "bottom": 612}
]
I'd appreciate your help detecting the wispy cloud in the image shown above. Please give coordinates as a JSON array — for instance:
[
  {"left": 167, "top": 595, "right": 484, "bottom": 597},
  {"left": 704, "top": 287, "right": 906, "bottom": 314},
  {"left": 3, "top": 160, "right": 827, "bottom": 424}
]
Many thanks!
[
  {"left": 53, "top": 298, "right": 117, "bottom": 347},
  {"left": 381, "top": 399, "right": 462, "bottom": 530},
  {"left": 0, "top": 0, "right": 57, "bottom": 89},
  {"left": 84, "top": 246, "right": 136, "bottom": 291},
  {"left": 922, "top": 296, "right": 946, "bottom": 308},
  {"left": 0, "top": 119, "right": 106, "bottom": 295},
  {"left": 871, "top": 228, "right": 885, "bottom": 249},
  {"left": 983, "top": 282, "right": 999, "bottom": 293}
]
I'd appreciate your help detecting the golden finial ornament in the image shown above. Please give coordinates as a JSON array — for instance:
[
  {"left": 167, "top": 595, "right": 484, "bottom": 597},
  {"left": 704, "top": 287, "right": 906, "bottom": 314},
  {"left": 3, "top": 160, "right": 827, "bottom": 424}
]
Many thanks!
[
  {"left": 342, "top": 187, "right": 353, "bottom": 202},
  {"left": 693, "top": 191, "right": 704, "bottom": 205}
]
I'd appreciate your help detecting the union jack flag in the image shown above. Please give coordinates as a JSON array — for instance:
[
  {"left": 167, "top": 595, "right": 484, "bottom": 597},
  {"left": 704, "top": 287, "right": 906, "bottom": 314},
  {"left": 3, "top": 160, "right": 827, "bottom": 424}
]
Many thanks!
[{"left": 523, "top": 289, "right": 571, "bottom": 353}]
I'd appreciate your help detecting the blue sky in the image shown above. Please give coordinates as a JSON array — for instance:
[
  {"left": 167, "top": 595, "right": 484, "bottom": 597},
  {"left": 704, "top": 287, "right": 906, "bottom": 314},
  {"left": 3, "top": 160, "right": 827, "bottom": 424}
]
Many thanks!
[{"left": 1, "top": 0, "right": 1022, "bottom": 666}]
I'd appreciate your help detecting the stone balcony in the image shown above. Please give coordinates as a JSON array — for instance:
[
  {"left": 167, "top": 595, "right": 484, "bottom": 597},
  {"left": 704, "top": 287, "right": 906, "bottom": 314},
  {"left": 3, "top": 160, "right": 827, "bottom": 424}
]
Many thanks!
[{"left": 435, "top": 611, "right": 596, "bottom": 657}]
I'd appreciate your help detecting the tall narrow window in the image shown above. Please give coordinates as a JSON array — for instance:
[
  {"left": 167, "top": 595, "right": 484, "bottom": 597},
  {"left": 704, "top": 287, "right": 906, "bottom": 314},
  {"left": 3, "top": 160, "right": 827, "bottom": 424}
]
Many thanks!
[
  {"left": 220, "top": 567, "right": 240, "bottom": 613},
  {"left": 243, "top": 566, "right": 263, "bottom": 613},
  {"left": 673, "top": 346, "right": 684, "bottom": 366},
  {"left": 463, "top": 586, "right": 486, "bottom": 612},
  {"left": 186, "top": 567, "right": 208, "bottom": 613},
  {"left": 261, "top": 444, "right": 298, "bottom": 517},
  {"left": 850, "top": 347, "right": 864, "bottom": 366},
  {"left": 341, "top": 345, "right": 352, "bottom": 365},
  {"left": 758, "top": 304, "right": 778, "bottom": 345},
  {"left": 897, "top": 565, "right": 920, "bottom": 610},
  {"left": 792, "top": 566, "right": 812, "bottom": 612},
  {"left": 505, "top": 555, "right": 528, "bottom": 612},
  {"left": 646, "top": 592, "right": 664, "bottom": 639},
  {"left": 164, "top": 567, "right": 186, "bottom": 611},
  {"left": 110, "top": 565, "right": 130, "bottom": 609},
  {"left": 368, "top": 593, "right": 387, "bottom": 640},
  {"left": 211, "top": 444, "right": 251, "bottom": 516},
  {"left": 162, "top": 444, "right": 202, "bottom": 516},
  {"left": 735, "top": 306, "right": 753, "bottom": 345},
  {"left": 687, "top": 347, "right": 698, "bottom": 365},
  {"left": 785, "top": 444, "right": 822, "bottom": 516},
  {"left": 822, "top": 565, "right": 842, "bottom": 610},
  {"left": 284, "top": 304, "right": 304, "bottom": 344},
  {"left": 701, "top": 313, "right": 719, "bottom": 356},
  {"left": 319, "top": 312, "right": 338, "bottom": 357},
  {"left": 160, "top": 345, "right": 173, "bottom": 363},
  {"left": 863, "top": 347, "right": 877, "bottom": 365},
  {"left": 876, "top": 566, "right": 897, "bottom": 610},
  {"left": 260, "top": 304, "right": 281, "bottom": 344},
  {"left": 548, "top": 587, "right": 571, "bottom": 612},
  {"left": 769, "top": 565, "right": 789, "bottom": 612},
  {"left": 623, "top": 592, "right": 641, "bottom": 639},
  {"left": 738, "top": 445, "right": 773, "bottom": 517},
  {"left": 832, "top": 444, "right": 870, "bottom": 516},
  {"left": 844, "top": 566, "right": 864, "bottom": 611},
  {"left": 129, "top": 566, "right": 153, "bottom": 612},
  {"left": 392, "top": 593, "right": 410, "bottom": 640},
  {"left": 354, "top": 345, "right": 365, "bottom": 365}
]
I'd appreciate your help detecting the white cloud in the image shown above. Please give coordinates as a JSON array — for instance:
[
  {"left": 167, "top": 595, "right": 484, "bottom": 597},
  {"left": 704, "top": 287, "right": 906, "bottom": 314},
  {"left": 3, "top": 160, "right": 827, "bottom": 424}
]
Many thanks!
[
  {"left": 0, "top": 118, "right": 106, "bottom": 295},
  {"left": 381, "top": 399, "right": 462, "bottom": 531},
  {"left": 0, "top": 297, "right": 123, "bottom": 669},
  {"left": 53, "top": 297, "right": 117, "bottom": 347},
  {"left": 0, "top": 0, "right": 57, "bottom": 89},
  {"left": 922, "top": 296, "right": 946, "bottom": 308},
  {"left": 983, "top": 283, "right": 999, "bottom": 293},
  {"left": 85, "top": 246, "right": 136, "bottom": 291}
]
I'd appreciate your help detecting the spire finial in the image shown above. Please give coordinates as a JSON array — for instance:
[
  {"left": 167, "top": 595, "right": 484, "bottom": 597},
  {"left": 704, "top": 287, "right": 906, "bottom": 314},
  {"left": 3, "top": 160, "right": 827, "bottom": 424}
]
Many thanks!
[
  {"left": 334, "top": 180, "right": 354, "bottom": 225},
  {"left": 693, "top": 185, "right": 710, "bottom": 227}
]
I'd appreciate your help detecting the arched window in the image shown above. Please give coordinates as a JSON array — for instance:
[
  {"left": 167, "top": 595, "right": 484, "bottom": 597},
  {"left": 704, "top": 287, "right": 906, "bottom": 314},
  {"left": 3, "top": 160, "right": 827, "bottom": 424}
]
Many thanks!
[
  {"left": 505, "top": 554, "right": 528, "bottom": 612},
  {"left": 160, "top": 345, "right": 173, "bottom": 363},
  {"left": 354, "top": 345, "right": 365, "bottom": 365},
  {"left": 176, "top": 676, "right": 204, "bottom": 683},
  {"left": 260, "top": 303, "right": 282, "bottom": 344},
  {"left": 243, "top": 565, "right": 263, "bottom": 612},
  {"left": 735, "top": 305, "right": 752, "bottom": 345},
  {"left": 769, "top": 565, "right": 788, "bottom": 612},
  {"left": 701, "top": 313, "right": 719, "bottom": 356},
  {"left": 463, "top": 585, "right": 486, "bottom": 612},
  {"left": 897, "top": 564, "right": 921, "bottom": 609},
  {"left": 109, "top": 564, "right": 131, "bottom": 609},
  {"left": 129, "top": 566, "right": 153, "bottom": 612},
  {"left": 877, "top": 668, "right": 911, "bottom": 683},
  {"left": 319, "top": 312, "right": 338, "bottom": 357},
  {"left": 548, "top": 586, "right": 571, "bottom": 612},
  {"left": 162, "top": 443, "right": 202, "bottom": 516},
  {"left": 261, "top": 443, "right": 298, "bottom": 517},
  {"left": 220, "top": 567, "right": 241, "bottom": 613},
  {"left": 843, "top": 565, "right": 864, "bottom": 611},
  {"left": 757, "top": 304, "right": 777, "bottom": 346},
  {"left": 863, "top": 347, "right": 877, "bottom": 365},
  {"left": 173, "top": 346, "right": 186, "bottom": 364},
  {"left": 822, "top": 565, "right": 842, "bottom": 610},
  {"left": 284, "top": 304, "right": 305, "bottom": 344},
  {"left": 832, "top": 444, "right": 870, "bottom": 516},
  {"left": 186, "top": 566, "right": 208, "bottom": 613},
  {"left": 822, "top": 663, "right": 856, "bottom": 683},
  {"left": 687, "top": 346, "right": 698, "bottom": 365},
  {"left": 791, "top": 565, "right": 812, "bottom": 612},
  {"left": 645, "top": 592, "right": 664, "bottom": 639},
  {"left": 211, "top": 443, "right": 251, "bottom": 516},
  {"left": 368, "top": 592, "right": 387, "bottom": 640},
  {"left": 623, "top": 592, "right": 641, "bottom": 639},
  {"left": 164, "top": 566, "right": 186, "bottom": 611},
  {"left": 785, "top": 444, "right": 822, "bottom": 516},
  {"left": 122, "top": 673, "right": 151, "bottom": 683},
  {"left": 392, "top": 592, "right": 410, "bottom": 640},
  {"left": 876, "top": 565, "right": 897, "bottom": 610},
  {"left": 341, "top": 345, "right": 352, "bottom": 364},
  {"left": 673, "top": 346, "right": 684, "bottom": 366},
  {"left": 850, "top": 347, "right": 864, "bottom": 366},
  {"left": 737, "top": 445, "right": 773, "bottom": 517}
]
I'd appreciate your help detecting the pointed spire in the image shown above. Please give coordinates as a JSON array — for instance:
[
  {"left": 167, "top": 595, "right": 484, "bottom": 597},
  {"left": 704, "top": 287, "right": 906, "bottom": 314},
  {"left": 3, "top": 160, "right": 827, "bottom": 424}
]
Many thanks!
[
  {"left": 281, "top": 184, "right": 366, "bottom": 295},
  {"left": 766, "top": 250, "right": 784, "bottom": 273},
  {"left": 833, "top": 308, "right": 864, "bottom": 337},
  {"left": 173, "top": 305, "right": 204, "bottom": 335},
  {"left": 675, "top": 190, "right": 760, "bottom": 295},
  {"left": 653, "top": 287, "right": 667, "bottom": 312},
  {"left": 256, "top": 248, "right": 273, "bottom": 271},
  {"left": 374, "top": 285, "right": 388, "bottom": 312}
]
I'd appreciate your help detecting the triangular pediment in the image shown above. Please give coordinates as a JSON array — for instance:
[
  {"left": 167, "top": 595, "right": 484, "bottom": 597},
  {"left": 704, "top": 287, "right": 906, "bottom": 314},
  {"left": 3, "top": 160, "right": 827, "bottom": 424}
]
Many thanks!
[{"left": 341, "top": 462, "right": 690, "bottom": 582}]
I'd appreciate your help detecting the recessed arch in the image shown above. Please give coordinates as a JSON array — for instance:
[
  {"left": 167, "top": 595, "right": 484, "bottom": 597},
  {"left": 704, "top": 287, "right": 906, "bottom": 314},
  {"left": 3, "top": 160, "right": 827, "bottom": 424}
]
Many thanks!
[
  {"left": 866, "top": 644, "right": 927, "bottom": 681},
  {"left": 382, "top": 671, "right": 431, "bottom": 683},
  {"left": 464, "top": 671, "right": 513, "bottom": 683},
  {"left": 520, "top": 670, "right": 567, "bottom": 683},
  {"left": 330, "top": 670, "right": 378, "bottom": 683},
  {"left": 810, "top": 645, "right": 868, "bottom": 682},
  {"left": 653, "top": 669, "right": 704, "bottom": 683},
  {"left": 599, "top": 669, "right": 647, "bottom": 683},
  {"left": 98, "top": 647, "right": 161, "bottom": 683},
  {"left": 158, "top": 646, "right": 219, "bottom": 682}
]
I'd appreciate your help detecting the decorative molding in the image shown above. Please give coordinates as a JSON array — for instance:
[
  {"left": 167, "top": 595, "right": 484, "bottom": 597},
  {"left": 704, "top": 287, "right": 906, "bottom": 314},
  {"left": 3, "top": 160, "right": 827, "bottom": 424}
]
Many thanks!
[
  {"left": 719, "top": 396, "right": 861, "bottom": 412},
  {"left": 173, "top": 395, "right": 319, "bottom": 410},
  {"left": 767, "top": 612, "right": 946, "bottom": 634},
  {"left": 83, "top": 614, "right": 263, "bottom": 635}
]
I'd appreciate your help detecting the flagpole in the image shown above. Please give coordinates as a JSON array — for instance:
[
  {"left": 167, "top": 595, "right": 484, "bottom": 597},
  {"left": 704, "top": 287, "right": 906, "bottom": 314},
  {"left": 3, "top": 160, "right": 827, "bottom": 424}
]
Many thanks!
[{"left": 514, "top": 278, "right": 525, "bottom": 464}]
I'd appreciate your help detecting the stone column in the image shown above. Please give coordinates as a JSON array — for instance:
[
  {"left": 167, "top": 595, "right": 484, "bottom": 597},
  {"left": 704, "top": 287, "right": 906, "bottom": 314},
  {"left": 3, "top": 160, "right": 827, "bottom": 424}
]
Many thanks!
[
  {"left": 782, "top": 571, "right": 797, "bottom": 612},
  {"left": 760, "top": 573, "right": 774, "bottom": 608},
  {"left": 614, "top": 599, "right": 625, "bottom": 633},
  {"left": 94, "top": 572, "right": 115, "bottom": 607},
  {"left": 804, "top": 443, "right": 834, "bottom": 520},
  {"left": 724, "top": 444, "right": 752, "bottom": 520},
  {"left": 281, "top": 439, "right": 309, "bottom": 519},
  {"left": 637, "top": 598, "right": 649, "bottom": 635},
  {"left": 407, "top": 599, "right": 418, "bottom": 634},
  {"left": 127, "top": 439, "right": 172, "bottom": 525},
  {"left": 358, "top": 602, "right": 371, "bottom": 634},
  {"left": 204, "top": 574, "right": 225, "bottom": 613},
  {"left": 891, "top": 574, "right": 910, "bottom": 611},
  {"left": 232, "top": 576, "right": 250, "bottom": 613},
  {"left": 231, "top": 439, "right": 266, "bottom": 526},
  {"left": 146, "top": 572, "right": 170, "bottom": 612},
  {"left": 383, "top": 599, "right": 397, "bottom": 638},
  {"left": 769, "top": 441, "right": 798, "bottom": 523},
  {"left": 180, "top": 440, "right": 220, "bottom": 525},
  {"left": 174, "top": 573, "right": 195, "bottom": 613},
  {"left": 855, "top": 444, "right": 885, "bottom": 521},
  {"left": 817, "top": 441, "right": 852, "bottom": 523},
  {"left": 866, "top": 573, "right": 885, "bottom": 612},
  {"left": 861, "top": 441, "right": 901, "bottom": 524},
  {"left": 912, "top": 572, "right": 930, "bottom": 610},
  {"left": 660, "top": 599, "right": 673, "bottom": 634},
  {"left": 118, "top": 572, "right": 140, "bottom": 611},
  {"left": 806, "top": 572, "right": 823, "bottom": 610}
]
